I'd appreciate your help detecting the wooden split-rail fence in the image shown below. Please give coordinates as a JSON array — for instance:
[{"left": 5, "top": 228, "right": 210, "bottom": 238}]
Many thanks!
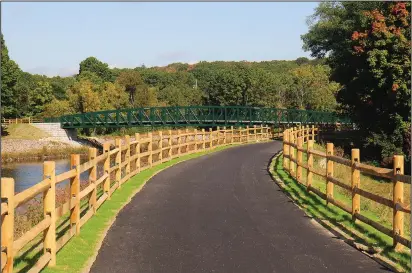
[
  {"left": 282, "top": 126, "right": 411, "bottom": 251},
  {"left": 2, "top": 118, "right": 45, "bottom": 125},
  {"left": 1, "top": 125, "right": 272, "bottom": 273}
]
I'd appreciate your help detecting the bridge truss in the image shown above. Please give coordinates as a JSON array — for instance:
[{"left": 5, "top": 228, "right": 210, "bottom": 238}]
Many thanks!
[{"left": 60, "top": 106, "right": 351, "bottom": 129}]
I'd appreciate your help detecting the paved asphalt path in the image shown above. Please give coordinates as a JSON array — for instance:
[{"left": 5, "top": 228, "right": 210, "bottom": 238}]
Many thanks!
[{"left": 90, "top": 141, "right": 389, "bottom": 273}]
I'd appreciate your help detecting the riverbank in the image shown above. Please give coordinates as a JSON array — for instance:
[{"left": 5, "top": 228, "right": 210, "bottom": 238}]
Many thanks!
[
  {"left": 1, "top": 143, "right": 89, "bottom": 163},
  {"left": 1, "top": 124, "right": 91, "bottom": 163}
]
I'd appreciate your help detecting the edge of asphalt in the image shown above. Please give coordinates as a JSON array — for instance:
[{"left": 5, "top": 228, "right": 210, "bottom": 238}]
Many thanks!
[
  {"left": 80, "top": 142, "right": 268, "bottom": 273},
  {"left": 267, "top": 151, "right": 402, "bottom": 273}
]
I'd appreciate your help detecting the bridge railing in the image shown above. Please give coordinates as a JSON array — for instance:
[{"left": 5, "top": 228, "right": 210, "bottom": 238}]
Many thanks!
[
  {"left": 58, "top": 106, "right": 352, "bottom": 129},
  {"left": 1, "top": 125, "right": 272, "bottom": 273},
  {"left": 282, "top": 126, "right": 411, "bottom": 251}
]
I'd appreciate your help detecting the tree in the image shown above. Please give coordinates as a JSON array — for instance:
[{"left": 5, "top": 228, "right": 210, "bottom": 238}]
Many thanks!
[
  {"left": 302, "top": 2, "right": 411, "bottom": 161},
  {"left": 134, "top": 86, "right": 159, "bottom": 107},
  {"left": 76, "top": 71, "right": 104, "bottom": 87},
  {"left": 13, "top": 72, "right": 35, "bottom": 117},
  {"left": 43, "top": 99, "right": 72, "bottom": 117},
  {"left": 116, "top": 70, "right": 145, "bottom": 106},
  {"left": 68, "top": 80, "right": 101, "bottom": 113},
  {"left": 158, "top": 85, "right": 203, "bottom": 106},
  {"left": 79, "top": 57, "right": 114, "bottom": 82},
  {"left": 49, "top": 76, "right": 75, "bottom": 100},
  {"left": 29, "top": 81, "right": 54, "bottom": 116},
  {"left": 99, "top": 82, "right": 129, "bottom": 110},
  {"left": 295, "top": 57, "right": 310, "bottom": 66},
  {"left": 290, "top": 65, "right": 339, "bottom": 111},
  {"left": 1, "top": 35, "right": 21, "bottom": 117}
]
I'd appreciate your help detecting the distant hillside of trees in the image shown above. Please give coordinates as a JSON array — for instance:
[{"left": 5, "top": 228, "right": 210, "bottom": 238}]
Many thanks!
[{"left": 1, "top": 35, "right": 340, "bottom": 121}]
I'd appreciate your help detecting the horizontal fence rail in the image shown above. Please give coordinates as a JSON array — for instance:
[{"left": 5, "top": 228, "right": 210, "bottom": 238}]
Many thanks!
[
  {"left": 2, "top": 117, "right": 59, "bottom": 125},
  {"left": 59, "top": 106, "right": 352, "bottom": 129},
  {"left": 282, "top": 126, "right": 411, "bottom": 252},
  {"left": 1, "top": 125, "right": 272, "bottom": 273}
]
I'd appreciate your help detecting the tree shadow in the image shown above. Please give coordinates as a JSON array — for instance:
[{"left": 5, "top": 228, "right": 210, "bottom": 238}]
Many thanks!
[{"left": 267, "top": 153, "right": 410, "bottom": 272}]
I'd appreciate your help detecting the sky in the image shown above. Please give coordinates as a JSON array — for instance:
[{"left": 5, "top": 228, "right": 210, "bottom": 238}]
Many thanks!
[{"left": 2, "top": 2, "right": 319, "bottom": 77}]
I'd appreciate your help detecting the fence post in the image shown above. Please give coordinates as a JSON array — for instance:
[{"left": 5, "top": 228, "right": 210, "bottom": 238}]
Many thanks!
[
  {"left": 177, "top": 130, "right": 181, "bottom": 156},
  {"left": 297, "top": 136, "right": 303, "bottom": 183},
  {"left": 125, "top": 135, "right": 131, "bottom": 180},
  {"left": 115, "top": 138, "right": 122, "bottom": 188},
  {"left": 311, "top": 125, "right": 315, "bottom": 141},
  {"left": 148, "top": 132, "right": 153, "bottom": 167},
  {"left": 223, "top": 127, "right": 227, "bottom": 144},
  {"left": 283, "top": 129, "right": 289, "bottom": 171},
  {"left": 167, "top": 130, "right": 172, "bottom": 159},
  {"left": 70, "top": 154, "right": 80, "bottom": 235},
  {"left": 351, "top": 149, "right": 360, "bottom": 220},
  {"left": 216, "top": 126, "right": 220, "bottom": 146},
  {"left": 194, "top": 129, "right": 198, "bottom": 152},
  {"left": 1, "top": 178, "right": 15, "bottom": 273},
  {"left": 307, "top": 140, "right": 313, "bottom": 189},
  {"left": 202, "top": 129, "right": 206, "bottom": 150},
  {"left": 246, "top": 126, "right": 250, "bottom": 143},
  {"left": 230, "top": 126, "right": 234, "bottom": 144},
  {"left": 209, "top": 128, "right": 213, "bottom": 149},
  {"left": 88, "top": 148, "right": 97, "bottom": 213},
  {"left": 326, "top": 143, "right": 334, "bottom": 204},
  {"left": 103, "top": 143, "right": 111, "bottom": 200},
  {"left": 393, "top": 155, "right": 404, "bottom": 251},
  {"left": 289, "top": 129, "right": 295, "bottom": 176},
  {"left": 135, "top": 133, "right": 141, "bottom": 173},
  {"left": 43, "top": 161, "right": 56, "bottom": 266},
  {"left": 185, "top": 128, "right": 189, "bottom": 153},
  {"left": 158, "top": 131, "right": 163, "bottom": 162},
  {"left": 253, "top": 125, "right": 257, "bottom": 142}
]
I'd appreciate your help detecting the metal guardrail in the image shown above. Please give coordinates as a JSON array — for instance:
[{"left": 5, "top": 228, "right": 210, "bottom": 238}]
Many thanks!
[{"left": 59, "top": 106, "right": 351, "bottom": 129}]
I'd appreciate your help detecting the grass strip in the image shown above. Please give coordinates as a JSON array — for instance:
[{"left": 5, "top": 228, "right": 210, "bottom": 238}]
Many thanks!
[
  {"left": 269, "top": 153, "right": 411, "bottom": 273},
  {"left": 27, "top": 144, "right": 239, "bottom": 273}
]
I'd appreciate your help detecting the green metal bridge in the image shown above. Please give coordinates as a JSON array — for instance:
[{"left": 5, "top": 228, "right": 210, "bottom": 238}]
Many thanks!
[{"left": 59, "top": 106, "right": 351, "bottom": 129}]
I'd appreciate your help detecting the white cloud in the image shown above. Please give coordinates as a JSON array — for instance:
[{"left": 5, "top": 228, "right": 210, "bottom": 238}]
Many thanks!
[
  {"left": 187, "top": 60, "right": 198, "bottom": 65},
  {"left": 25, "top": 66, "right": 78, "bottom": 77}
]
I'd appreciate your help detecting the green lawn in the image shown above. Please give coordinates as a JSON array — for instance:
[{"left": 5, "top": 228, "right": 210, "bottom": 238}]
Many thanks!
[
  {"left": 2, "top": 124, "right": 50, "bottom": 140},
  {"left": 270, "top": 153, "right": 411, "bottom": 273}
]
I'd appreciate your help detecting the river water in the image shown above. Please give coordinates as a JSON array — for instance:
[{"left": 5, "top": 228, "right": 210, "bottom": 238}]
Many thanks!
[{"left": 2, "top": 159, "right": 90, "bottom": 193}]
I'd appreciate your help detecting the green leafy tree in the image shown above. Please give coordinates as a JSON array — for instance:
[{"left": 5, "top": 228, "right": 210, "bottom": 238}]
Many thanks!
[
  {"left": 77, "top": 70, "right": 105, "bottom": 87},
  {"left": 68, "top": 80, "right": 101, "bottom": 113},
  {"left": 158, "top": 85, "right": 203, "bottom": 106},
  {"left": 295, "top": 57, "right": 310, "bottom": 66},
  {"left": 116, "top": 70, "right": 145, "bottom": 106},
  {"left": 79, "top": 57, "right": 114, "bottom": 82},
  {"left": 290, "top": 65, "right": 339, "bottom": 111},
  {"left": 29, "top": 81, "right": 54, "bottom": 116},
  {"left": 134, "top": 86, "right": 159, "bottom": 107},
  {"left": 49, "top": 76, "right": 75, "bottom": 100},
  {"left": 99, "top": 82, "right": 129, "bottom": 110},
  {"left": 43, "top": 99, "right": 72, "bottom": 117},
  {"left": 1, "top": 35, "right": 21, "bottom": 117},
  {"left": 302, "top": 1, "right": 411, "bottom": 161}
]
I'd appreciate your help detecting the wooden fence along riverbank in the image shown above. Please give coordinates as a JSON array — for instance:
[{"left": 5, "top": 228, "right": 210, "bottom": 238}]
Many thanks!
[
  {"left": 1, "top": 125, "right": 272, "bottom": 273},
  {"left": 2, "top": 118, "right": 45, "bottom": 124},
  {"left": 282, "top": 126, "right": 411, "bottom": 251}
]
